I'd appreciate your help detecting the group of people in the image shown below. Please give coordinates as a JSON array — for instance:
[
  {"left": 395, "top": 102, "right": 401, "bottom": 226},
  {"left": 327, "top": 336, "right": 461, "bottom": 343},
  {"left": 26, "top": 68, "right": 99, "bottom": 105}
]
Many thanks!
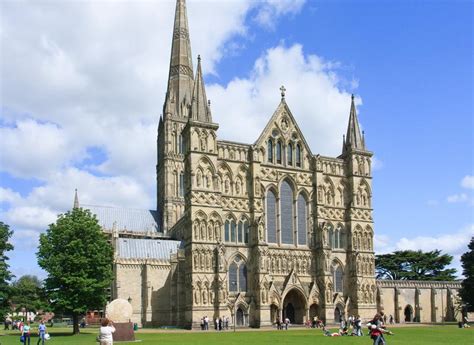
[
  {"left": 274, "top": 317, "right": 291, "bottom": 330},
  {"left": 18, "top": 320, "right": 49, "bottom": 345},
  {"left": 199, "top": 315, "right": 230, "bottom": 331},
  {"left": 321, "top": 311, "right": 394, "bottom": 344}
]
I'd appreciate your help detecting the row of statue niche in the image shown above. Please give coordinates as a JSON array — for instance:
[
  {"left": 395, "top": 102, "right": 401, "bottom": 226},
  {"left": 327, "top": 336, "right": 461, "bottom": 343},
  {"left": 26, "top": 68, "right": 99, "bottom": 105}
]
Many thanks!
[
  {"left": 193, "top": 281, "right": 228, "bottom": 305},
  {"left": 358, "top": 284, "right": 376, "bottom": 304},
  {"left": 267, "top": 254, "right": 311, "bottom": 275},
  {"left": 193, "top": 220, "right": 221, "bottom": 242},
  {"left": 192, "top": 250, "right": 215, "bottom": 271},
  {"left": 356, "top": 257, "right": 375, "bottom": 276},
  {"left": 317, "top": 185, "right": 344, "bottom": 207},
  {"left": 353, "top": 231, "right": 373, "bottom": 251},
  {"left": 354, "top": 156, "right": 371, "bottom": 176},
  {"left": 196, "top": 171, "right": 247, "bottom": 195}
]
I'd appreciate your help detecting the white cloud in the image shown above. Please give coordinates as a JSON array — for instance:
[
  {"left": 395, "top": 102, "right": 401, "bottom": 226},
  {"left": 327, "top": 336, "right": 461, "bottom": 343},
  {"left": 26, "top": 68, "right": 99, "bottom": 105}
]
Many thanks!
[
  {"left": 208, "top": 44, "right": 356, "bottom": 156},
  {"left": 461, "top": 175, "right": 474, "bottom": 189},
  {"left": 447, "top": 193, "right": 469, "bottom": 203},
  {"left": 255, "top": 0, "right": 307, "bottom": 29},
  {"left": 375, "top": 225, "right": 474, "bottom": 277},
  {"left": 0, "top": 187, "right": 22, "bottom": 205}
]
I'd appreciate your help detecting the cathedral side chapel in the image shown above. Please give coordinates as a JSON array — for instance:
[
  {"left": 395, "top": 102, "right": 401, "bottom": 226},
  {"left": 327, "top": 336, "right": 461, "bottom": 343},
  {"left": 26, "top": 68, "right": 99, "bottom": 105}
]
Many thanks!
[{"left": 76, "top": 0, "right": 460, "bottom": 328}]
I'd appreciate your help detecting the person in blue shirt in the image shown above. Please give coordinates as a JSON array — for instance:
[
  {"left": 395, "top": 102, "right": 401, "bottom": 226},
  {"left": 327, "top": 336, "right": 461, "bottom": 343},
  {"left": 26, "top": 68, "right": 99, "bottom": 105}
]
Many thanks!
[{"left": 37, "top": 320, "right": 47, "bottom": 345}]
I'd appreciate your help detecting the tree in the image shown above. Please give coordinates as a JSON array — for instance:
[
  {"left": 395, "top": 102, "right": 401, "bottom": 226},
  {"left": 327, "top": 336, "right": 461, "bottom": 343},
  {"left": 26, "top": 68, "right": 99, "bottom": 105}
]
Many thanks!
[
  {"left": 0, "top": 222, "right": 14, "bottom": 321},
  {"left": 10, "top": 275, "right": 47, "bottom": 320},
  {"left": 37, "top": 207, "right": 114, "bottom": 334},
  {"left": 460, "top": 237, "right": 474, "bottom": 311},
  {"left": 375, "top": 250, "right": 457, "bottom": 281}
]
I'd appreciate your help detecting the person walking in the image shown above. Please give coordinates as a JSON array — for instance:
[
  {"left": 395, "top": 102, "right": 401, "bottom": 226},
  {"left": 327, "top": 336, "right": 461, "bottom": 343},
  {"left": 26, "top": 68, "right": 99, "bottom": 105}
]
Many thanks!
[
  {"left": 98, "top": 318, "right": 116, "bottom": 345},
  {"left": 21, "top": 321, "right": 31, "bottom": 345},
  {"left": 36, "top": 320, "right": 47, "bottom": 345}
]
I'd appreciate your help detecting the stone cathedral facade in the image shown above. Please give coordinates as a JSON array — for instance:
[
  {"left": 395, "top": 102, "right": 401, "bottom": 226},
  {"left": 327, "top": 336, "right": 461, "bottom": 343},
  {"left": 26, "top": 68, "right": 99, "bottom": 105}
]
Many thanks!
[{"left": 79, "top": 0, "right": 461, "bottom": 329}]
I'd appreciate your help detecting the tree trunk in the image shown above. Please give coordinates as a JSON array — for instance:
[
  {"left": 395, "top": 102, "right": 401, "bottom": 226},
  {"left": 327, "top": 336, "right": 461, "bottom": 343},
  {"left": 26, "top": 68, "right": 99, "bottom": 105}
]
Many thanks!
[{"left": 72, "top": 313, "right": 80, "bottom": 335}]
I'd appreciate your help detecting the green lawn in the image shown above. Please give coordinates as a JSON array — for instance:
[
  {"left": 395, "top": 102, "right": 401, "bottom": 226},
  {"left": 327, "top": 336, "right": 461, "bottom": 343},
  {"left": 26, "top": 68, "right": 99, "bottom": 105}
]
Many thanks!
[{"left": 1, "top": 326, "right": 472, "bottom": 345}]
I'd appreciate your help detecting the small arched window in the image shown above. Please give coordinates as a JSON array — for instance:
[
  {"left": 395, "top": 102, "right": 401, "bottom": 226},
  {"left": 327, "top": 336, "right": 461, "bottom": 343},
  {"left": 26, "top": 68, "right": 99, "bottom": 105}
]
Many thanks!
[
  {"left": 229, "top": 256, "right": 247, "bottom": 292},
  {"left": 244, "top": 220, "right": 249, "bottom": 244},
  {"left": 225, "top": 220, "right": 230, "bottom": 242},
  {"left": 231, "top": 220, "right": 236, "bottom": 242},
  {"left": 267, "top": 140, "right": 273, "bottom": 163},
  {"left": 178, "top": 132, "right": 184, "bottom": 154},
  {"left": 179, "top": 172, "right": 185, "bottom": 197},
  {"left": 276, "top": 141, "right": 282, "bottom": 164},
  {"left": 296, "top": 144, "right": 301, "bottom": 167},
  {"left": 287, "top": 143, "right": 293, "bottom": 166}
]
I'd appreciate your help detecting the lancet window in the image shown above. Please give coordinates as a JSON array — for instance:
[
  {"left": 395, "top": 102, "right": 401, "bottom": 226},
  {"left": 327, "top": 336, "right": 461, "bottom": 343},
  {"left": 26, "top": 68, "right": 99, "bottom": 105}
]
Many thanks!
[{"left": 229, "top": 255, "right": 247, "bottom": 292}]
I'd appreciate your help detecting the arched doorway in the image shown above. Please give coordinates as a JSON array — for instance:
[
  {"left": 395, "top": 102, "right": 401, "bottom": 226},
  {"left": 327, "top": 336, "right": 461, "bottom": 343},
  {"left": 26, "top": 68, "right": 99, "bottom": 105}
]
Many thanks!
[
  {"left": 404, "top": 305, "right": 413, "bottom": 322},
  {"left": 334, "top": 306, "right": 343, "bottom": 323},
  {"left": 309, "top": 304, "right": 319, "bottom": 319},
  {"left": 236, "top": 308, "right": 244, "bottom": 326},
  {"left": 283, "top": 289, "right": 306, "bottom": 324},
  {"left": 270, "top": 304, "right": 279, "bottom": 323}
]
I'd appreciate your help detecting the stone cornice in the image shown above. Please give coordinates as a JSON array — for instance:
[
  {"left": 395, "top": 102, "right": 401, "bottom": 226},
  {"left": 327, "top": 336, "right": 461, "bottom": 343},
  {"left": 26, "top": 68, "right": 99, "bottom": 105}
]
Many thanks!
[{"left": 376, "top": 279, "right": 462, "bottom": 289}]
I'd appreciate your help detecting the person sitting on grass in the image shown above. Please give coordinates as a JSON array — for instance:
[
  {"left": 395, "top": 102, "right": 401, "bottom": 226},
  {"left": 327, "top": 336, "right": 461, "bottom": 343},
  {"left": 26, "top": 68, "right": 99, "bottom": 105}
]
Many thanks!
[{"left": 322, "top": 325, "right": 343, "bottom": 337}]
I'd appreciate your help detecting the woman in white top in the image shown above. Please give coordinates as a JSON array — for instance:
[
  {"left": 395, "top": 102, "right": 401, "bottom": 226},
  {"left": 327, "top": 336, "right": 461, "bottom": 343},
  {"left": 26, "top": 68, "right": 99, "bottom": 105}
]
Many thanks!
[{"left": 99, "top": 318, "right": 116, "bottom": 345}]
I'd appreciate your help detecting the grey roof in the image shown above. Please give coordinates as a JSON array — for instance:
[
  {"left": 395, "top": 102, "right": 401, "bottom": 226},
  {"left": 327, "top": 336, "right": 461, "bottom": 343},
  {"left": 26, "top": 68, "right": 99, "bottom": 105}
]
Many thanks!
[
  {"left": 117, "top": 238, "right": 181, "bottom": 260},
  {"left": 82, "top": 204, "right": 161, "bottom": 233}
]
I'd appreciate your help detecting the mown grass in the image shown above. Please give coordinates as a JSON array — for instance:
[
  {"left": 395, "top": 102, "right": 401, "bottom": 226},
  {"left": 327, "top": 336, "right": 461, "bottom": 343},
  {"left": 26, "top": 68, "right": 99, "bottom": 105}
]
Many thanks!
[{"left": 0, "top": 325, "right": 472, "bottom": 345}]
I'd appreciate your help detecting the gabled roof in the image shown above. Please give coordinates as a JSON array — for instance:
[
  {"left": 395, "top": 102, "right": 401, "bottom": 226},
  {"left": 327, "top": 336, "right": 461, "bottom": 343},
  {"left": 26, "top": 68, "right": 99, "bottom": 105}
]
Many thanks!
[{"left": 254, "top": 99, "right": 313, "bottom": 156}]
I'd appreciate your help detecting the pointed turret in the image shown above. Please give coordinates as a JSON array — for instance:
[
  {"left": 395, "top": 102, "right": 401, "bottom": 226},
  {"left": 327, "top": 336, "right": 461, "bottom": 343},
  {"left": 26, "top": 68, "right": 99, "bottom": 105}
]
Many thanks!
[
  {"left": 191, "top": 55, "right": 212, "bottom": 122},
  {"left": 73, "top": 189, "right": 79, "bottom": 209},
  {"left": 343, "top": 94, "right": 365, "bottom": 153},
  {"left": 164, "top": 0, "right": 194, "bottom": 118}
]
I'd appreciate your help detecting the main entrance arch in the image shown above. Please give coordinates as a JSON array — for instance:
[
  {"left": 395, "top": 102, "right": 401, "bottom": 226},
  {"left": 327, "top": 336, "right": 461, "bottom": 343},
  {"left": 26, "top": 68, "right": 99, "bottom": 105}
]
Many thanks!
[{"left": 282, "top": 289, "right": 306, "bottom": 324}]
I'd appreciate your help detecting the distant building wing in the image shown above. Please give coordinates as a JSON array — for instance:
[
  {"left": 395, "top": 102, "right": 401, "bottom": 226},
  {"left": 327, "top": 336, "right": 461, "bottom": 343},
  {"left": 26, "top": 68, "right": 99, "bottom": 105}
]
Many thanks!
[
  {"left": 117, "top": 238, "right": 181, "bottom": 260},
  {"left": 82, "top": 204, "right": 161, "bottom": 233}
]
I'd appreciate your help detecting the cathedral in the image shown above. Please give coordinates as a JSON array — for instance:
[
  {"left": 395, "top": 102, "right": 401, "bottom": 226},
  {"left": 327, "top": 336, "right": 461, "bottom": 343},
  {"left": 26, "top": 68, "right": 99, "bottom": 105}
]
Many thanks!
[{"left": 77, "top": 0, "right": 460, "bottom": 328}]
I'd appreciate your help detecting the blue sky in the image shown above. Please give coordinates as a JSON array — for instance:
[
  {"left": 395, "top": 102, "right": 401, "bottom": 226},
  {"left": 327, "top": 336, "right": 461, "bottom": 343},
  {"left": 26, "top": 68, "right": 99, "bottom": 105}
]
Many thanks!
[{"left": 0, "top": 0, "right": 472, "bottom": 280}]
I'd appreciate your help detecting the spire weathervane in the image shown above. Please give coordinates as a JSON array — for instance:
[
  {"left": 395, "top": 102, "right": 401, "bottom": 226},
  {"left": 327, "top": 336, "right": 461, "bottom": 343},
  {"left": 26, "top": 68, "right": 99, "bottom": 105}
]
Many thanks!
[{"left": 280, "top": 85, "right": 286, "bottom": 100}]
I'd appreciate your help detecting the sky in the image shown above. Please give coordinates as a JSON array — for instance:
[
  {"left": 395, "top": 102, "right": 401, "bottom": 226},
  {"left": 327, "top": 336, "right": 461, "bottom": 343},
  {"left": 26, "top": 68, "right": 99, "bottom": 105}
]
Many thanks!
[{"left": 0, "top": 0, "right": 472, "bottom": 280}]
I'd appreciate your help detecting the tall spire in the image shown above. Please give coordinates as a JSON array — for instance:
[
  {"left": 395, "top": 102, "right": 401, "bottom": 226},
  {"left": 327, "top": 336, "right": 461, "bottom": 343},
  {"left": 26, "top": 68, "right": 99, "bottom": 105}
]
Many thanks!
[
  {"left": 343, "top": 94, "right": 365, "bottom": 153},
  {"left": 191, "top": 55, "right": 212, "bottom": 122},
  {"left": 73, "top": 189, "right": 79, "bottom": 209},
  {"left": 164, "top": 0, "right": 194, "bottom": 118}
]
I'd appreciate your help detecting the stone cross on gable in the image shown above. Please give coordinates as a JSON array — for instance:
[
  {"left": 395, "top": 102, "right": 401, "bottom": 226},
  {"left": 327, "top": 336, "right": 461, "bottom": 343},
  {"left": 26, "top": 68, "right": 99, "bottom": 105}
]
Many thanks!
[{"left": 280, "top": 85, "right": 286, "bottom": 100}]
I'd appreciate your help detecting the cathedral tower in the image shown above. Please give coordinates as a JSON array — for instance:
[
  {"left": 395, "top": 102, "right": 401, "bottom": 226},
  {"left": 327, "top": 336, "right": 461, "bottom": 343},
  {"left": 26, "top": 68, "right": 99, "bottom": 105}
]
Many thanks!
[
  {"left": 340, "top": 95, "right": 376, "bottom": 318},
  {"left": 157, "top": 0, "right": 194, "bottom": 233}
]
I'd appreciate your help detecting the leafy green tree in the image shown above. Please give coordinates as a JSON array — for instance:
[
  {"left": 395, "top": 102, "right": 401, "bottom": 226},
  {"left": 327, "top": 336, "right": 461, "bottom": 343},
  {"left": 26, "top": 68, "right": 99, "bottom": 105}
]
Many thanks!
[
  {"left": 10, "top": 275, "right": 47, "bottom": 320},
  {"left": 375, "top": 250, "right": 457, "bottom": 281},
  {"left": 460, "top": 237, "right": 474, "bottom": 311},
  {"left": 0, "top": 222, "right": 14, "bottom": 321},
  {"left": 37, "top": 208, "right": 114, "bottom": 334}
]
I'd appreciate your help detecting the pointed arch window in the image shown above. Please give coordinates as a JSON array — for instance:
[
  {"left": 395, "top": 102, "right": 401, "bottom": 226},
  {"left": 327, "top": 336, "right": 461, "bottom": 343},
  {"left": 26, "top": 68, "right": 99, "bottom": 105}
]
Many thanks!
[
  {"left": 179, "top": 172, "right": 185, "bottom": 197},
  {"left": 244, "top": 220, "right": 249, "bottom": 244},
  {"left": 225, "top": 220, "right": 230, "bottom": 242},
  {"left": 297, "top": 194, "right": 307, "bottom": 245},
  {"left": 178, "top": 132, "right": 184, "bottom": 154},
  {"left": 231, "top": 220, "right": 236, "bottom": 242},
  {"left": 287, "top": 143, "right": 293, "bottom": 166},
  {"left": 276, "top": 141, "right": 282, "bottom": 164},
  {"left": 267, "top": 140, "right": 273, "bottom": 163},
  {"left": 280, "top": 180, "right": 293, "bottom": 244},
  {"left": 296, "top": 144, "right": 302, "bottom": 167},
  {"left": 266, "top": 190, "right": 277, "bottom": 244},
  {"left": 332, "top": 265, "right": 344, "bottom": 293},
  {"left": 229, "top": 256, "right": 247, "bottom": 292}
]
